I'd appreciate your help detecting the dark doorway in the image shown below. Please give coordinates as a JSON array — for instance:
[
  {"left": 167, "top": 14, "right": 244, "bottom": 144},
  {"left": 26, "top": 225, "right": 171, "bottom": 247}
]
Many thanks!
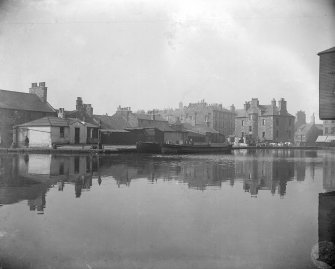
[{"left": 75, "top": 128, "right": 80, "bottom": 144}]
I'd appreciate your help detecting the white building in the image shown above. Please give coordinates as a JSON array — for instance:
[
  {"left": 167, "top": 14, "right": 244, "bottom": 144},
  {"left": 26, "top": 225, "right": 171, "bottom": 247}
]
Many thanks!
[{"left": 13, "top": 117, "right": 99, "bottom": 148}]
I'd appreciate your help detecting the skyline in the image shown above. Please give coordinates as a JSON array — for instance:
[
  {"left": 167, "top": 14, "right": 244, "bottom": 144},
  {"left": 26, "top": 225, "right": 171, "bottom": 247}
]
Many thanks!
[{"left": 1, "top": 0, "right": 335, "bottom": 122}]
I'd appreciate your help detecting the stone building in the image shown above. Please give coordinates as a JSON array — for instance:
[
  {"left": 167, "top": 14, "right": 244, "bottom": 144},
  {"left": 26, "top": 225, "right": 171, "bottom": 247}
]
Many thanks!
[
  {"left": 158, "top": 100, "right": 235, "bottom": 138},
  {"left": 295, "top": 110, "right": 306, "bottom": 131},
  {"left": 318, "top": 46, "right": 335, "bottom": 120},
  {"left": 235, "top": 98, "right": 295, "bottom": 143},
  {"left": 58, "top": 97, "right": 95, "bottom": 123},
  {"left": 0, "top": 82, "right": 56, "bottom": 147},
  {"left": 294, "top": 114, "right": 323, "bottom": 146}
]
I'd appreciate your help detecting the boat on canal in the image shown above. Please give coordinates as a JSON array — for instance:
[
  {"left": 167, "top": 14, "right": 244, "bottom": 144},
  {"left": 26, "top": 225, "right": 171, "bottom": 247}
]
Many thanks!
[
  {"left": 137, "top": 141, "right": 233, "bottom": 154},
  {"left": 136, "top": 141, "right": 162, "bottom": 153},
  {"left": 161, "top": 143, "right": 232, "bottom": 154}
]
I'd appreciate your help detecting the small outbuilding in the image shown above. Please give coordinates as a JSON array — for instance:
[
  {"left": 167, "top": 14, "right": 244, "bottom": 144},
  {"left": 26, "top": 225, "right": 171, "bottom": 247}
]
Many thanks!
[{"left": 13, "top": 117, "right": 99, "bottom": 148}]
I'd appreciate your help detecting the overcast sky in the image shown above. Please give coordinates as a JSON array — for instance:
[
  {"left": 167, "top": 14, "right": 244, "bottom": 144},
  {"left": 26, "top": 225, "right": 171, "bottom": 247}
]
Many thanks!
[{"left": 0, "top": 0, "right": 334, "bottom": 121}]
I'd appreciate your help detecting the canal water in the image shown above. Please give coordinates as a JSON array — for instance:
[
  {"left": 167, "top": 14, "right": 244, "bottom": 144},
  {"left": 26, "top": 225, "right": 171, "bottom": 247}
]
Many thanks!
[{"left": 0, "top": 149, "right": 334, "bottom": 269}]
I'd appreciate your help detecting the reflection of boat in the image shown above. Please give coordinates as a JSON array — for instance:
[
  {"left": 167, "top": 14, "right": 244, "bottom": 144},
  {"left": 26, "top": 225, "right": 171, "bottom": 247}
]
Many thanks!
[
  {"left": 161, "top": 143, "right": 232, "bottom": 154},
  {"left": 136, "top": 142, "right": 162, "bottom": 153}
]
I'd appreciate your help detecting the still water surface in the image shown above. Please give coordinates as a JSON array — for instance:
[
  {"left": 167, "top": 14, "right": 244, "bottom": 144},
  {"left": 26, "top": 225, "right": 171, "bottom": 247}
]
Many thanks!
[{"left": 0, "top": 149, "right": 334, "bottom": 269}]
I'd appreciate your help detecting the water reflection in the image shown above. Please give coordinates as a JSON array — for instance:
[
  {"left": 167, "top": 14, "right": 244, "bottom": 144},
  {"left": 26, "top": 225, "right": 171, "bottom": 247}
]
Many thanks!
[
  {"left": 0, "top": 149, "right": 335, "bottom": 213},
  {"left": 235, "top": 151, "right": 294, "bottom": 197},
  {"left": 1, "top": 150, "right": 335, "bottom": 269}
]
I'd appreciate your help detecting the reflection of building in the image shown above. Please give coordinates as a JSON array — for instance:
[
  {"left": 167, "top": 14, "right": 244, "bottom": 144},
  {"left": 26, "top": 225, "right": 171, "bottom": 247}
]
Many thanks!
[
  {"left": 319, "top": 192, "right": 335, "bottom": 243},
  {"left": 15, "top": 154, "right": 99, "bottom": 200},
  {"left": 98, "top": 155, "right": 235, "bottom": 190},
  {"left": 0, "top": 155, "right": 51, "bottom": 214},
  {"left": 323, "top": 154, "right": 335, "bottom": 192},
  {"left": 235, "top": 151, "right": 294, "bottom": 196}
]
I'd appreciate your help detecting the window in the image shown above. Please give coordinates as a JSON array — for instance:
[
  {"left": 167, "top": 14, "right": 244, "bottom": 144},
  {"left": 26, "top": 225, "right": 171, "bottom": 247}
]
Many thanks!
[
  {"left": 60, "top": 127, "right": 64, "bottom": 138},
  {"left": 92, "top": 128, "right": 98, "bottom": 139},
  {"left": 249, "top": 126, "right": 252, "bottom": 132},
  {"left": 262, "top": 119, "right": 265, "bottom": 126},
  {"left": 74, "top": 156, "right": 80, "bottom": 174},
  {"left": 59, "top": 163, "right": 64, "bottom": 175},
  {"left": 262, "top": 132, "right": 265, "bottom": 138},
  {"left": 242, "top": 120, "right": 244, "bottom": 126}
]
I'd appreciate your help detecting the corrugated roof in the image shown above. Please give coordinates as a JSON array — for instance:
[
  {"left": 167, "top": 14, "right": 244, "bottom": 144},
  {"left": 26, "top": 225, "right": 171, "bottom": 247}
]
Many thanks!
[
  {"left": 318, "top": 47, "right": 335, "bottom": 55},
  {"left": 0, "top": 89, "right": 55, "bottom": 113}
]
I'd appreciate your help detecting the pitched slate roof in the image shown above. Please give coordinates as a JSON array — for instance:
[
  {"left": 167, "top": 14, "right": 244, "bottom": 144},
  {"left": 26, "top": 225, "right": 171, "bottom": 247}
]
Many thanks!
[
  {"left": 94, "top": 114, "right": 138, "bottom": 130},
  {"left": 181, "top": 123, "right": 219, "bottom": 135},
  {"left": 295, "top": 123, "right": 314, "bottom": 136},
  {"left": 0, "top": 89, "right": 55, "bottom": 113},
  {"left": 135, "top": 113, "right": 167, "bottom": 121},
  {"left": 15, "top": 117, "right": 98, "bottom": 128},
  {"left": 235, "top": 105, "right": 294, "bottom": 117},
  {"left": 15, "top": 117, "right": 68, "bottom": 127},
  {"left": 94, "top": 112, "right": 170, "bottom": 130},
  {"left": 318, "top": 47, "right": 335, "bottom": 55}
]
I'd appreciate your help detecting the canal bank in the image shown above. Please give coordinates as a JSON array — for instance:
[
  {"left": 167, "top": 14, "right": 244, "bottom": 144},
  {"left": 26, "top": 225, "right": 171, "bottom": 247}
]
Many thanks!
[
  {"left": 0, "top": 145, "right": 331, "bottom": 155},
  {"left": 0, "top": 145, "right": 137, "bottom": 154}
]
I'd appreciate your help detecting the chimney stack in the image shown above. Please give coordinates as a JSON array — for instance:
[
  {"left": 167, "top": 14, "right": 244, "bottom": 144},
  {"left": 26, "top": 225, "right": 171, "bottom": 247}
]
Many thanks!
[
  {"left": 278, "top": 98, "right": 287, "bottom": 113},
  {"left": 244, "top": 101, "right": 250, "bottom": 111},
  {"left": 29, "top": 82, "right": 47, "bottom": 103},
  {"left": 76, "top": 97, "right": 83, "bottom": 111},
  {"left": 58, "top": 108, "right": 65, "bottom": 118}
]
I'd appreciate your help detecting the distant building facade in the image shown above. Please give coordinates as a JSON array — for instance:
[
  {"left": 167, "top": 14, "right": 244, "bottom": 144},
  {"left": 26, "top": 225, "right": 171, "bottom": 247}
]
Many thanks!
[
  {"left": 235, "top": 98, "right": 295, "bottom": 143},
  {"left": 294, "top": 114, "right": 323, "bottom": 146},
  {"left": 295, "top": 110, "right": 306, "bottom": 131},
  {"left": 158, "top": 100, "right": 235, "bottom": 138},
  {"left": 0, "top": 82, "right": 56, "bottom": 147}
]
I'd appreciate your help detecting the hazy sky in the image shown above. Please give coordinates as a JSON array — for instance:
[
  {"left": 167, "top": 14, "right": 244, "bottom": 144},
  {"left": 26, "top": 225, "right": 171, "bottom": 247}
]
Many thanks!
[{"left": 0, "top": 0, "right": 334, "bottom": 121}]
